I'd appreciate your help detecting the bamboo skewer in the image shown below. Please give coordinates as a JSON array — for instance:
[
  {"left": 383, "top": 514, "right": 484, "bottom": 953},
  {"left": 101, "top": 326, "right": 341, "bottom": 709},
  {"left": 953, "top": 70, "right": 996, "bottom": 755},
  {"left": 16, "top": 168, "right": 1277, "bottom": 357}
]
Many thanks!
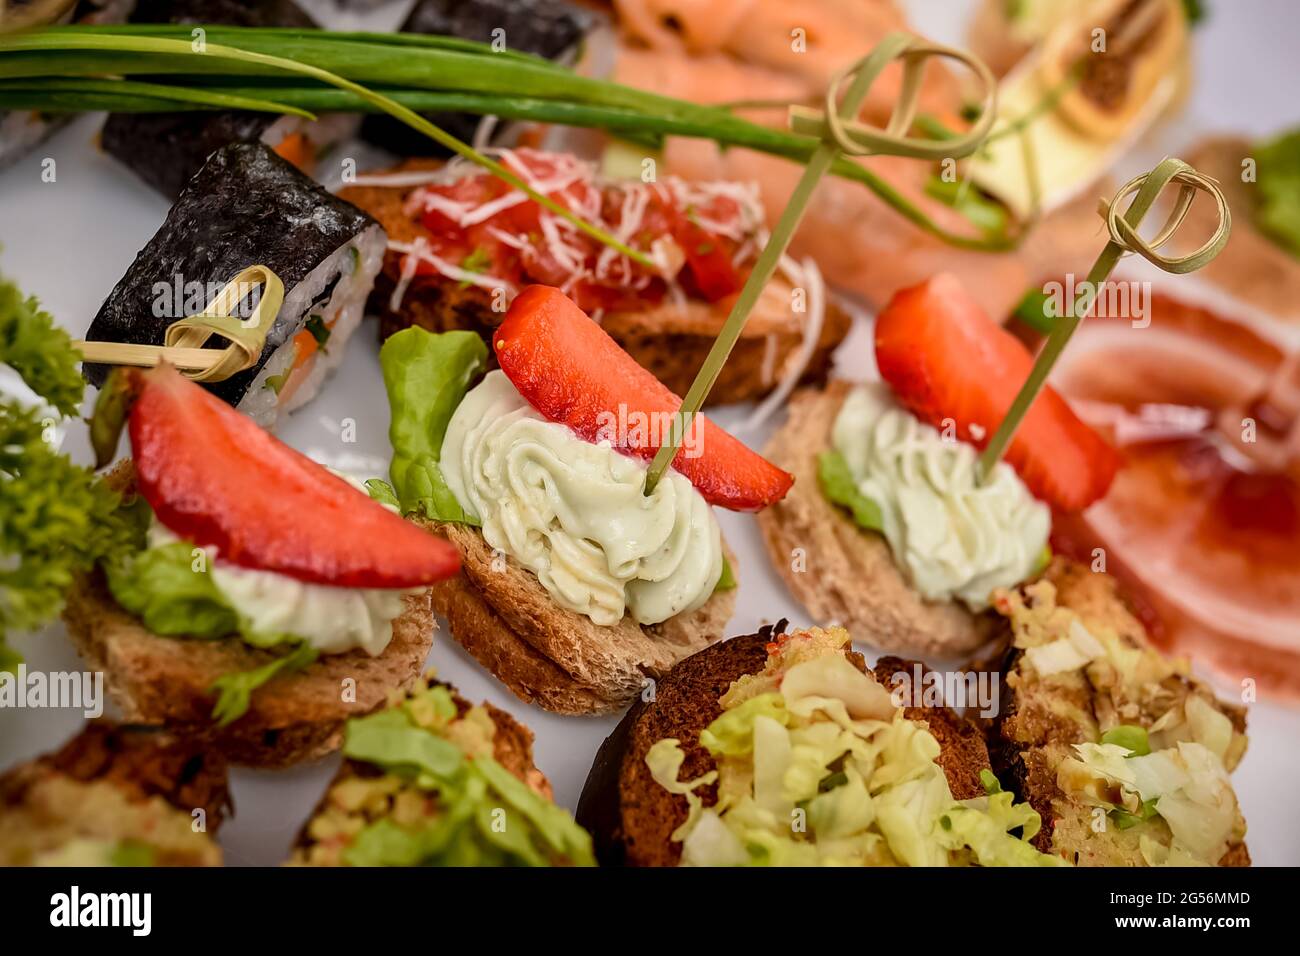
[
  {"left": 644, "top": 32, "right": 999, "bottom": 494},
  {"left": 978, "top": 158, "right": 1232, "bottom": 477},
  {"left": 73, "top": 265, "right": 284, "bottom": 382}
]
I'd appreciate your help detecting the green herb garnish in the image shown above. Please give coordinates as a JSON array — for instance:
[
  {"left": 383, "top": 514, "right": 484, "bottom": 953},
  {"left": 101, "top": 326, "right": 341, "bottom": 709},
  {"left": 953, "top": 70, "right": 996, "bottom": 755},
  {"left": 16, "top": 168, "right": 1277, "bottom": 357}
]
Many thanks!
[
  {"left": 209, "top": 641, "right": 319, "bottom": 728},
  {"left": 304, "top": 314, "right": 330, "bottom": 352}
]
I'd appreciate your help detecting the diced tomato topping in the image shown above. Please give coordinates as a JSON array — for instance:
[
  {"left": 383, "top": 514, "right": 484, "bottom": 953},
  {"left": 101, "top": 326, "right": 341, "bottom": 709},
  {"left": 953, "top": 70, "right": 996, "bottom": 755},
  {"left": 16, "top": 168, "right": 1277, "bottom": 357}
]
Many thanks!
[{"left": 408, "top": 149, "right": 749, "bottom": 314}]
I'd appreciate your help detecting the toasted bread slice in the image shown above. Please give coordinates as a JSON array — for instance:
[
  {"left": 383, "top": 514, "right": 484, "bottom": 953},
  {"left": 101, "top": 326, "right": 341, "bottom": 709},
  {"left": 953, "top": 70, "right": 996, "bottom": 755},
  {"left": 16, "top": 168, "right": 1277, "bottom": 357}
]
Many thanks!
[
  {"left": 987, "top": 558, "right": 1250, "bottom": 867},
  {"left": 339, "top": 163, "right": 851, "bottom": 405},
  {"left": 1181, "top": 135, "right": 1300, "bottom": 321},
  {"left": 576, "top": 622, "right": 993, "bottom": 866},
  {"left": 291, "top": 674, "right": 591, "bottom": 866},
  {"left": 61, "top": 463, "right": 439, "bottom": 768},
  {"left": 63, "top": 573, "right": 437, "bottom": 768},
  {"left": 421, "top": 519, "right": 737, "bottom": 715},
  {"left": 756, "top": 381, "right": 992, "bottom": 657},
  {"left": 0, "top": 721, "right": 228, "bottom": 866}
]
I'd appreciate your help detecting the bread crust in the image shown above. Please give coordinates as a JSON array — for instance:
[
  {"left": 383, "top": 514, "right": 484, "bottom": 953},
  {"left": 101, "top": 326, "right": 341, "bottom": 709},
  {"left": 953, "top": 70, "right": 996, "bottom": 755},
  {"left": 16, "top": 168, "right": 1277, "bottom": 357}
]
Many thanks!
[
  {"left": 0, "top": 721, "right": 229, "bottom": 866},
  {"left": 421, "top": 518, "right": 737, "bottom": 715},
  {"left": 756, "top": 381, "right": 991, "bottom": 656},
  {"left": 340, "top": 164, "right": 851, "bottom": 405},
  {"left": 988, "top": 559, "right": 1250, "bottom": 867},
  {"left": 62, "top": 571, "right": 438, "bottom": 767},
  {"left": 576, "top": 624, "right": 992, "bottom": 866}
]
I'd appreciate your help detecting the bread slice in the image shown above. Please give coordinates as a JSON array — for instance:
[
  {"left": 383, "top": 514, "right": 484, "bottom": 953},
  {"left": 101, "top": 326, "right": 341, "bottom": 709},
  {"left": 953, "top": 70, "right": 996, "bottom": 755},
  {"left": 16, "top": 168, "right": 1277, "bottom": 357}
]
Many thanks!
[
  {"left": 290, "top": 675, "right": 586, "bottom": 866},
  {"left": 339, "top": 162, "right": 851, "bottom": 405},
  {"left": 61, "top": 463, "right": 439, "bottom": 768},
  {"left": 756, "top": 381, "right": 993, "bottom": 657},
  {"left": 1181, "top": 135, "right": 1300, "bottom": 321},
  {"left": 576, "top": 622, "right": 993, "bottom": 866},
  {"left": 0, "top": 720, "right": 229, "bottom": 866},
  {"left": 987, "top": 558, "right": 1250, "bottom": 867},
  {"left": 420, "top": 518, "right": 737, "bottom": 715}
]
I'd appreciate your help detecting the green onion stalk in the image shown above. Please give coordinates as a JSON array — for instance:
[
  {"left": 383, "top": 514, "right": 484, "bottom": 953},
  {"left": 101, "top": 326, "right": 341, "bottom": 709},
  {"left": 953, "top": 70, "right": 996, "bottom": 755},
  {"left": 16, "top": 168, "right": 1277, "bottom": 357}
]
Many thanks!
[{"left": 0, "top": 24, "right": 1021, "bottom": 253}]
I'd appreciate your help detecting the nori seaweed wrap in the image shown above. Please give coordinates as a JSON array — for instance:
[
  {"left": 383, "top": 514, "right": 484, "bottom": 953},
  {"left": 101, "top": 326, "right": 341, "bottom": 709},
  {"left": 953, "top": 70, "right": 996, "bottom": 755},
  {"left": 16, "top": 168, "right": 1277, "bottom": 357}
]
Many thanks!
[
  {"left": 99, "top": 0, "right": 354, "bottom": 200},
  {"left": 84, "top": 143, "right": 387, "bottom": 429},
  {"left": 360, "top": 0, "right": 597, "bottom": 156}
]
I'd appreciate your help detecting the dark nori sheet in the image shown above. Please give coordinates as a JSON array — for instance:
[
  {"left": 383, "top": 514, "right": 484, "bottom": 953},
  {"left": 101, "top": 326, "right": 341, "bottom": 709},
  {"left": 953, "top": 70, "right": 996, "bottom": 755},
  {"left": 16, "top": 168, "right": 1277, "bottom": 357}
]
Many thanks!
[
  {"left": 100, "top": 0, "right": 317, "bottom": 199},
  {"left": 102, "top": 112, "right": 279, "bottom": 200},
  {"left": 83, "top": 143, "right": 377, "bottom": 408},
  {"left": 360, "top": 0, "right": 596, "bottom": 156}
]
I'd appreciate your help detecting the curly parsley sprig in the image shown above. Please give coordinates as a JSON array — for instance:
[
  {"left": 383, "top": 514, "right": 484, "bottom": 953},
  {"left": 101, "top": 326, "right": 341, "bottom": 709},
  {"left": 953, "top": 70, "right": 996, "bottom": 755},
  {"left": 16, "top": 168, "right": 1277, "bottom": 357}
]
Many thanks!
[{"left": 0, "top": 274, "right": 137, "bottom": 670}]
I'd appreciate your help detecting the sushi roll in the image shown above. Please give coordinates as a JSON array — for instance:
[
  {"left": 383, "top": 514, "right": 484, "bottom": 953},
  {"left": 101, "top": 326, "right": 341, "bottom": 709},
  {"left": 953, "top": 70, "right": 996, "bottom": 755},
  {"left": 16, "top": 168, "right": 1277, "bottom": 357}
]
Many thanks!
[
  {"left": 360, "top": 0, "right": 598, "bottom": 157},
  {"left": 83, "top": 142, "right": 387, "bottom": 429},
  {"left": 100, "top": 0, "right": 357, "bottom": 199},
  {"left": 0, "top": 0, "right": 132, "bottom": 170}
]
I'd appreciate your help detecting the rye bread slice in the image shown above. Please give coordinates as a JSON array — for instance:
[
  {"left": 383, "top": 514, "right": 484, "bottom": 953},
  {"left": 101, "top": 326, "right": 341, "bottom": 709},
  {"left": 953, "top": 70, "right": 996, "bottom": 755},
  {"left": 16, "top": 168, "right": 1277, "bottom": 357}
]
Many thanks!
[
  {"left": 0, "top": 721, "right": 230, "bottom": 866},
  {"left": 339, "top": 164, "right": 850, "bottom": 405},
  {"left": 756, "top": 381, "right": 992, "bottom": 656},
  {"left": 987, "top": 559, "right": 1250, "bottom": 867},
  {"left": 60, "top": 463, "right": 439, "bottom": 768},
  {"left": 575, "top": 622, "right": 993, "bottom": 866},
  {"left": 420, "top": 519, "right": 737, "bottom": 715}
]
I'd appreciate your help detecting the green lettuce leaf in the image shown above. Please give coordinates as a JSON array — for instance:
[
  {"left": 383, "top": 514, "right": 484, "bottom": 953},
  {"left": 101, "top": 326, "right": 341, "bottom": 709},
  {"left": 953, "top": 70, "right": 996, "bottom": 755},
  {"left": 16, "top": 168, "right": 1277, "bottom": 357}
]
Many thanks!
[
  {"left": 699, "top": 692, "right": 788, "bottom": 757},
  {"left": 379, "top": 327, "right": 487, "bottom": 523},
  {"left": 817, "top": 449, "right": 883, "bottom": 531},
  {"left": 106, "top": 541, "right": 239, "bottom": 639},
  {"left": 1254, "top": 127, "right": 1300, "bottom": 258},
  {"left": 109, "top": 840, "right": 157, "bottom": 868},
  {"left": 1101, "top": 724, "right": 1152, "bottom": 756},
  {"left": 715, "top": 555, "right": 736, "bottom": 592},
  {"left": 364, "top": 478, "right": 401, "bottom": 510},
  {"left": 339, "top": 693, "right": 595, "bottom": 867},
  {"left": 343, "top": 707, "right": 466, "bottom": 781},
  {"left": 208, "top": 641, "right": 318, "bottom": 728}
]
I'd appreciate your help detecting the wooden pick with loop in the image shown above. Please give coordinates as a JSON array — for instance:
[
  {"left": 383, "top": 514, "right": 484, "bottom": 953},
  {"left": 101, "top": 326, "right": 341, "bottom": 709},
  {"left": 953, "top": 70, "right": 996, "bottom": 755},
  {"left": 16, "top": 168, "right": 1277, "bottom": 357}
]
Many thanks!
[
  {"left": 978, "top": 157, "right": 1232, "bottom": 477},
  {"left": 644, "top": 32, "right": 999, "bottom": 494},
  {"left": 74, "top": 264, "right": 284, "bottom": 382}
]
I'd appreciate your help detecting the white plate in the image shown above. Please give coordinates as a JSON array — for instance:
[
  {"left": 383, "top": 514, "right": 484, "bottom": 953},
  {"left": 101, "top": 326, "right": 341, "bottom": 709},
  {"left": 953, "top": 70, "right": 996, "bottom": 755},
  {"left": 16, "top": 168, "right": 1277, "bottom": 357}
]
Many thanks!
[{"left": 1, "top": 0, "right": 1296, "bottom": 866}]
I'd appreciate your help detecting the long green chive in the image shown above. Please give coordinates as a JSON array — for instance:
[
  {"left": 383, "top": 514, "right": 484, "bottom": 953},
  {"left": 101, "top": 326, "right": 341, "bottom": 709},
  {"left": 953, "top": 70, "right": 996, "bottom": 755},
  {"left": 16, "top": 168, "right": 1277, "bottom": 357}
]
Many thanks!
[
  {"left": 0, "top": 25, "right": 1025, "bottom": 253},
  {"left": 644, "top": 33, "right": 997, "bottom": 494},
  {"left": 0, "top": 31, "right": 653, "bottom": 268},
  {"left": 977, "top": 157, "right": 1232, "bottom": 477}
]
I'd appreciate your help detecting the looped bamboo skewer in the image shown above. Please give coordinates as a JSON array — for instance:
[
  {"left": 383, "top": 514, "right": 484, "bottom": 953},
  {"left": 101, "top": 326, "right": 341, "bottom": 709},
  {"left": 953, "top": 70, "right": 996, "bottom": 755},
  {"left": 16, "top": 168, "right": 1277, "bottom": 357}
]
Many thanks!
[
  {"left": 978, "top": 157, "right": 1231, "bottom": 477},
  {"left": 644, "top": 32, "right": 1000, "bottom": 495},
  {"left": 789, "top": 36, "right": 998, "bottom": 160},
  {"left": 74, "top": 265, "right": 283, "bottom": 382}
]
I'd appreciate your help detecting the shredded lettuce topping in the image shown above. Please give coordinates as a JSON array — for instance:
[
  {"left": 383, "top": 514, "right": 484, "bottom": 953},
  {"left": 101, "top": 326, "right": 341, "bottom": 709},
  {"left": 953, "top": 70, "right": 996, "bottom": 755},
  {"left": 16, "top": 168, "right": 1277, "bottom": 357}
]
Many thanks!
[
  {"left": 379, "top": 327, "right": 487, "bottom": 524},
  {"left": 298, "top": 678, "right": 594, "bottom": 867},
  {"left": 996, "top": 578, "right": 1248, "bottom": 865},
  {"left": 648, "top": 627, "right": 1064, "bottom": 867}
]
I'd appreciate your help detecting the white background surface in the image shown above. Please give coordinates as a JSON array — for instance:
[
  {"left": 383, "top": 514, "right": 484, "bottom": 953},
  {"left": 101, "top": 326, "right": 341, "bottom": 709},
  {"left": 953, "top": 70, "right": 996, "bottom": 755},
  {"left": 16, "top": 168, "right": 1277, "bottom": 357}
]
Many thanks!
[{"left": 1, "top": 0, "right": 1297, "bottom": 865}]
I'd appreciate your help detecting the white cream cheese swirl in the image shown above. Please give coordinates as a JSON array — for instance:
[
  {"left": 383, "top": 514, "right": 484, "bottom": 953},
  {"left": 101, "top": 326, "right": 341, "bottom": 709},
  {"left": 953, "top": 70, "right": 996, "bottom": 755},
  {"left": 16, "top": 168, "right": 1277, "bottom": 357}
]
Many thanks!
[
  {"left": 149, "top": 481, "right": 411, "bottom": 658},
  {"left": 439, "top": 370, "right": 723, "bottom": 627},
  {"left": 831, "top": 383, "right": 1050, "bottom": 611}
]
